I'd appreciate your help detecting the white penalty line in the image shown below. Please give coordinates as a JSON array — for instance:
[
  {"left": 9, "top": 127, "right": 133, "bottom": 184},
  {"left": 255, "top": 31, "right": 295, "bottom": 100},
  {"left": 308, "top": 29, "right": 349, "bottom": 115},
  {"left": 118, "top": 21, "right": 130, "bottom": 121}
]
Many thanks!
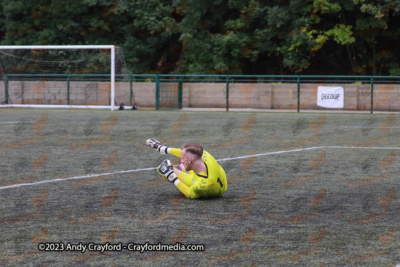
[{"left": 1, "top": 146, "right": 400, "bottom": 190}]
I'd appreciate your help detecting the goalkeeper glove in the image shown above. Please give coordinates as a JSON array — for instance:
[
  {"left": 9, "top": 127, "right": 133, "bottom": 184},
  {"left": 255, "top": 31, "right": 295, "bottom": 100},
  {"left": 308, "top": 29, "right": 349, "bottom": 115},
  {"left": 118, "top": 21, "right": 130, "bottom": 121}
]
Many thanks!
[
  {"left": 146, "top": 138, "right": 169, "bottom": 154},
  {"left": 157, "top": 159, "right": 178, "bottom": 183}
]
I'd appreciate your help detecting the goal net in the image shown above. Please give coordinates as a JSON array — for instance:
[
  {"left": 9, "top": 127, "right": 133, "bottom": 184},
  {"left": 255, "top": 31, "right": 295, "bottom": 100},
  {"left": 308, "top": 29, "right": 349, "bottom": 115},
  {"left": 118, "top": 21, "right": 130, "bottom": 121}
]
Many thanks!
[{"left": 0, "top": 45, "right": 128, "bottom": 110}]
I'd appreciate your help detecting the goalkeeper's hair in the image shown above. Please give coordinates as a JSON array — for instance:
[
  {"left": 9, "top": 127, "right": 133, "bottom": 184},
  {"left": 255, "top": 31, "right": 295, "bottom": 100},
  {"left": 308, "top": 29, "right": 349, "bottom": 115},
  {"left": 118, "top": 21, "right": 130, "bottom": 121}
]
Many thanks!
[{"left": 181, "top": 142, "right": 203, "bottom": 159}]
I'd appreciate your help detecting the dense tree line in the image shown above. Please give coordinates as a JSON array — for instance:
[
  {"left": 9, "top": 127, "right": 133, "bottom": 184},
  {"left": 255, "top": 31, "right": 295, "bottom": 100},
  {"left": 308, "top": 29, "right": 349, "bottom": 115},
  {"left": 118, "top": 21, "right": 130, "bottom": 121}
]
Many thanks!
[{"left": 1, "top": 0, "right": 400, "bottom": 75}]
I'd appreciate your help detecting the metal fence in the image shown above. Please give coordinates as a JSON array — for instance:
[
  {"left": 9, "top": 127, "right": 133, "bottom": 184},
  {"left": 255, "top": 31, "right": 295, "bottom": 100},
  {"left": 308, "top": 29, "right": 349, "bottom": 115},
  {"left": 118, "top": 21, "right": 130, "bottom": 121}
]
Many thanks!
[{"left": 2, "top": 74, "right": 400, "bottom": 113}]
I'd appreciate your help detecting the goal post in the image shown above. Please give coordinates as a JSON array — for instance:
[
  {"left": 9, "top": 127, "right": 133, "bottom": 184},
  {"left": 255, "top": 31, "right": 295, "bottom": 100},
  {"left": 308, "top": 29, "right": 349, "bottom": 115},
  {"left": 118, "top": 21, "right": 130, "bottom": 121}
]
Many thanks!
[{"left": 0, "top": 45, "right": 125, "bottom": 110}]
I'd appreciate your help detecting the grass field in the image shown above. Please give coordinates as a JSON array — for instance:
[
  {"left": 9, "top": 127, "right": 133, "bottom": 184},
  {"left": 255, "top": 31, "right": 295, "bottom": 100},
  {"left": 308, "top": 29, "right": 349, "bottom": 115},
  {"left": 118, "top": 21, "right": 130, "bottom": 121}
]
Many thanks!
[{"left": 0, "top": 108, "right": 399, "bottom": 266}]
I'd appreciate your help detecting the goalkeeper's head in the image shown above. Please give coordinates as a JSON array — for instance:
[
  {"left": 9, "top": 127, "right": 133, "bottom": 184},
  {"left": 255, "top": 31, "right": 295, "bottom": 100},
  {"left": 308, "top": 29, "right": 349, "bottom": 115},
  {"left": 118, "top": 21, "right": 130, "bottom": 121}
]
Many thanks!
[{"left": 181, "top": 142, "right": 203, "bottom": 171}]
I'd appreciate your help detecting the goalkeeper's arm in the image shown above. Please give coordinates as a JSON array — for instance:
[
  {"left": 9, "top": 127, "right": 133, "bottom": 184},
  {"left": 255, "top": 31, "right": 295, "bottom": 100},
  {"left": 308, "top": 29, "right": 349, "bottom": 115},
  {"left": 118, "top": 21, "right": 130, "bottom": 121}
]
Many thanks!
[
  {"left": 157, "top": 159, "right": 191, "bottom": 198},
  {"left": 156, "top": 160, "right": 196, "bottom": 198},
  {"left": 146, "top": 138, "right": 182, "bottom": 158},
  {"left": 173, "top": 168, "right": 202, "bottom": 198}
]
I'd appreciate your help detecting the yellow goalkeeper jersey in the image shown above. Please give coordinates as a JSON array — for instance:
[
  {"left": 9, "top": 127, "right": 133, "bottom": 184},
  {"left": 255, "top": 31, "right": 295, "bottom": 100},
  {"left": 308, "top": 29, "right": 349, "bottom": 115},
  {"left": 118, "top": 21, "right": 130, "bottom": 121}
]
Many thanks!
[{"left": 170, "top": 148, "right": 227, "bottom": 198}]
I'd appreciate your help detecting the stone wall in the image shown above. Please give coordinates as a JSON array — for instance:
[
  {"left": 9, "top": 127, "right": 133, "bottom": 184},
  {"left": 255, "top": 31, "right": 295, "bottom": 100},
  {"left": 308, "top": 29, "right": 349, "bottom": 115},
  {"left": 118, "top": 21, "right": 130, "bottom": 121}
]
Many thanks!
[
  {"left": 373, "top": 84, "right": 400, "bottom": 111},
  {"left": 2, "top": 80, "right": 400, "bottom": 111},
  {"left": 2, "top": 80, "right": 154, "bottom": 106},
  {"left": 183, "top": 83, "right": 400, "bottom": 111}
]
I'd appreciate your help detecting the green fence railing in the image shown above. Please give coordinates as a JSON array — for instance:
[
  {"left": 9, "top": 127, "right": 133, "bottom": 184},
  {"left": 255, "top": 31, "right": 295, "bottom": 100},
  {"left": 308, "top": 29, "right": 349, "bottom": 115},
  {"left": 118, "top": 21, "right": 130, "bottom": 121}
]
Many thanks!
[{"left": 2, "top": 74, "right": 400, "bottom": 113}]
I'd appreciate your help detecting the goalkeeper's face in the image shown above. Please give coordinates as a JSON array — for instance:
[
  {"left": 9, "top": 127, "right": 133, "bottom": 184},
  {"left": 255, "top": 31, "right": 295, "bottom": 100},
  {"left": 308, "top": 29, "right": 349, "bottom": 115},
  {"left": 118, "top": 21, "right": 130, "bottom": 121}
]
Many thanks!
[{"left": 181, "top": 149, "right": 194, "bottom": 171}]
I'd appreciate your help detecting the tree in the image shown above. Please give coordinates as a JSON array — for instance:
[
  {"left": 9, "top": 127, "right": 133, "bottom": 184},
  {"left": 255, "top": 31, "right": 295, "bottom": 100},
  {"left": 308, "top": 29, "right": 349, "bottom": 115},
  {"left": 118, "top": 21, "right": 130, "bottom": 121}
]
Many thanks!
[{"left": 1, "top": 0, "right": 400, "bottom": 75}]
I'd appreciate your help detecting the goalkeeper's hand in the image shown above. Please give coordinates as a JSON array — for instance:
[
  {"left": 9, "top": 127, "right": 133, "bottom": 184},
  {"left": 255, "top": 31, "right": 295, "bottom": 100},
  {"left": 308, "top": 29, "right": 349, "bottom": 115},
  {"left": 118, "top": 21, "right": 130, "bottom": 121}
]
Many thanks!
[
  {"left": 157, "top": 159, "right": 178, "bottom": 183},
  {"left": 146, "top": 138, "right": 168, "bottom": 154}
]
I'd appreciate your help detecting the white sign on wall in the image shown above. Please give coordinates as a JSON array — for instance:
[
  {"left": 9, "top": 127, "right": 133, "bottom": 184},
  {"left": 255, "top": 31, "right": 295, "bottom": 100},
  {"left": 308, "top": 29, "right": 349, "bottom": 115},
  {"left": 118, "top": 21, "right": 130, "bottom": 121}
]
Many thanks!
[{"left": 317, "top": 86, "right": 344, "bottom": 108}]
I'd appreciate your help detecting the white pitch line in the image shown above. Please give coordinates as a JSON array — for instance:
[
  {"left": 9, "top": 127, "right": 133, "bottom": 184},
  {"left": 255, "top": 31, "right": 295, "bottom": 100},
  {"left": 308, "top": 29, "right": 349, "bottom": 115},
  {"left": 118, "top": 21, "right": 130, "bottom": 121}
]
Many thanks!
[
  {"left": 0, "top": 167, "right": 157, "bottom": 190},
  {"left": 1, "top": 146, "right": 400, "bottom": 190},
  {"left": 216, "top": 146, "right": 326, "bottom": 161},
  {"left": 217, "top": 145, "right": 400, "bottom": 161},
  {"left": 326, "top": 125, "right": 400, "bottom": 129},
  {"left": 327, "top": 146, "right": 400, "bottom": 150}
]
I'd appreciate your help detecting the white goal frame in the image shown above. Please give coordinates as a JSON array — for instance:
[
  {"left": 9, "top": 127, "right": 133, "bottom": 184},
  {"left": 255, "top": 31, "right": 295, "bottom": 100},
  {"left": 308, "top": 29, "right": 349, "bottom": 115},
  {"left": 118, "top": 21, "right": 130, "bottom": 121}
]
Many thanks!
[{"left": 0, "top": 45, "right": 116, "bottom": 110}]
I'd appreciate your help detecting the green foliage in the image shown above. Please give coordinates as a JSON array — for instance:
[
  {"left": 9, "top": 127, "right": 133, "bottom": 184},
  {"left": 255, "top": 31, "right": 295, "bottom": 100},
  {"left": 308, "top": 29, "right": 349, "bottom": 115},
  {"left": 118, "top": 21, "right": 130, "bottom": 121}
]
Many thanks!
[
  {"left": 311, "top": 0, "right": 341, "bottom": 22},
  {"left": 309, "top": 24, "right": 355, "bottom": 52},
  {"left": 388, "top": 63, "right": 400, "bottom": 76},
  {"left": 326, "top": 25, "right": 355, "bottom": 45},
  {"left": 0, "top": 0, "right": 400, "bottom": 75},
  {"left": 267, "top": 6, "right": 288, "bottom": 28}
]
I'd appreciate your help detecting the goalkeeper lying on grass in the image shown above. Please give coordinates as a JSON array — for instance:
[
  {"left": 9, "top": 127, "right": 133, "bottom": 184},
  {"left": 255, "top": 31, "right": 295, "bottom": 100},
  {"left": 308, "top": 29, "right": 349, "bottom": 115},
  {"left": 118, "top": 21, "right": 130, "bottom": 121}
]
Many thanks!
[{"left": 146, "top": 139, "right": 227, "bottom": 198}]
